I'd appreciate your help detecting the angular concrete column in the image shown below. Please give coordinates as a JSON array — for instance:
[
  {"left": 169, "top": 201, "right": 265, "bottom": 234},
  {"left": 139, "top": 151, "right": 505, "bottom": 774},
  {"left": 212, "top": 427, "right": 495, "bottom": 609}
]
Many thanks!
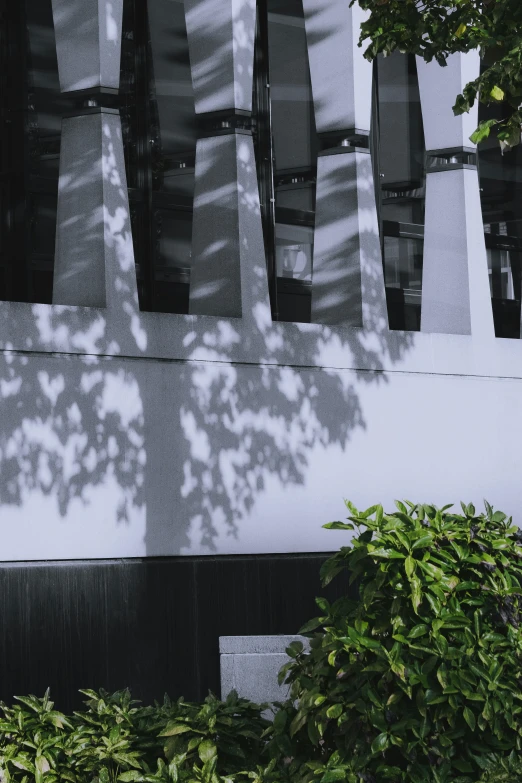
[
  {"left": 51, "top": 0, "right": 138, "bottom": 310},
  {"left": 417, "top": 53, "right": 494, "bottom": 338},
  {"left": 303, "top": 0, "right": 387, "bottom": 328},
  {"left": 185, "top": 0, "right": 270, "bottom": 318},
  {"left": 52, "top": 0, "right": 123, "bottom": 92}
]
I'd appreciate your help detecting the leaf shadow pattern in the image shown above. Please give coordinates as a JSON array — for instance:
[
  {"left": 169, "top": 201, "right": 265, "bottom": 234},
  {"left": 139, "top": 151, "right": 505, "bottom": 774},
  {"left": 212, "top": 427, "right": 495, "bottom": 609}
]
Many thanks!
[
  {"left": 0, "top": 0, "right": 416, "bottom": 558},
  {"left": 151, "top": 139, "right": 414, "bottom": 555}
]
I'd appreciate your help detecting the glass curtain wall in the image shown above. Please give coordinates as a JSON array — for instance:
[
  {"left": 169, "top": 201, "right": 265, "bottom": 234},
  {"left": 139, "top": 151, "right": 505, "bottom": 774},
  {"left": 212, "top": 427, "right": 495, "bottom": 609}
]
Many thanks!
[
  {"left": 121, "top": 0, "right": 196, "bottom": 314},
  {"left": 478, "top": 83, "right": 522, "bottom": 338},
  {"left": 252, "top": 0, "right": 318, "bottom": 323},
  {"left": 375, "top": 52, "right": 426, "bottom": 331},
  {"left": 122, "top": 0, "right": 318, "bottom": 321},
  {"left": 13, "top": 1, "right": 521, "bottom": 340},
  {"left": 0, "top": 0, "right": 63, "bottom": 304}
]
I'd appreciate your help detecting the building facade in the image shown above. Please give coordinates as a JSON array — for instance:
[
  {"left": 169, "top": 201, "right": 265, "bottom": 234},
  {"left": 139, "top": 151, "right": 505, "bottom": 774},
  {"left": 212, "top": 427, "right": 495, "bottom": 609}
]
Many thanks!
[{"left": 0, "top": 0, "right": 521, "bottom": 706}]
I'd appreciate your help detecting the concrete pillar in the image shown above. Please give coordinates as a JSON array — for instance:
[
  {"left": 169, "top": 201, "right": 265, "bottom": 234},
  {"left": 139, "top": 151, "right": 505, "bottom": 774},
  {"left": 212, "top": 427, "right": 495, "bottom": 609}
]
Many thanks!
[
  {"left": 185, "top": 0, "right": 270, "bottom": 318},
  {"left": 51, "top": 0, "right": 138, "bottom": 310},
  {"left": 302, "top": 0, "right": 387, "bottom": 328},
  {"left": 52, "top": 0, "right": 123, "bottom": 92},
  {"left": 417, "top": 53, "right": 494, "bottom": 338}
]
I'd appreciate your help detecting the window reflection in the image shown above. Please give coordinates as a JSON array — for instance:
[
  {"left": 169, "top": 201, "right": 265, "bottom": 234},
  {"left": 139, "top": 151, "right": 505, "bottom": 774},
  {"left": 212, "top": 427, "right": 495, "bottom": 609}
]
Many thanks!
[
  {"left": 255, "top": 0, "right": 318, "bottom": 323},
  {"left": 121, "top": 0, "right": 196, "bottom": 314},
  {"left": 0, "top": 0, "right": 63, "bottom": 304},
  {"left": 478, "top": 87, "right": 522, "bottom": 338},
  {"left": 375, "top": 52, "right": 426, "bottom": 331}
]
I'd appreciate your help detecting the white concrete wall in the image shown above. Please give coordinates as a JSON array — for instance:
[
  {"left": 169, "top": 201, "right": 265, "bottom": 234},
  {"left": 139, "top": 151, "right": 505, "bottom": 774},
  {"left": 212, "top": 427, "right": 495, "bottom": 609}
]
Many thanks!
[
  {"left": 1, "top": 1, "right": 521, "bottom": 562},
  {"left": 0, "top": 296, "right": 521, "bottom": 560}
]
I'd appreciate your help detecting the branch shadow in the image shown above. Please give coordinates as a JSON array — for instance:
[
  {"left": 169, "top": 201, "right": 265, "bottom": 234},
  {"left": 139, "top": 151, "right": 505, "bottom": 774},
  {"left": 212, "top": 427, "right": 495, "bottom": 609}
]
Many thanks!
[{"left": 0, "top": 0, "right": 415, "bottom": 560}]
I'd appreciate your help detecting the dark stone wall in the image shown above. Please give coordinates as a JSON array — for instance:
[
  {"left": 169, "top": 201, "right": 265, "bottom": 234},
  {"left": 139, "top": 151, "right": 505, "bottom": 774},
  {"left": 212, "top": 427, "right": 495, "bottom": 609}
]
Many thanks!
[{"left": 0, "top": 553, "right": 351, "bottom": 712}]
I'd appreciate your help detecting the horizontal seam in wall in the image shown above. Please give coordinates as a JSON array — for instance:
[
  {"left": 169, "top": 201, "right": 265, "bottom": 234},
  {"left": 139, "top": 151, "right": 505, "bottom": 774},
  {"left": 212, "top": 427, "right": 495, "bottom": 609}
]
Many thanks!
[
  {"left": 0, "top": 552, "right": 335, "bottom": 569},
  {"left": 1, "top": 346, "right": 522, "bottom": 383}
]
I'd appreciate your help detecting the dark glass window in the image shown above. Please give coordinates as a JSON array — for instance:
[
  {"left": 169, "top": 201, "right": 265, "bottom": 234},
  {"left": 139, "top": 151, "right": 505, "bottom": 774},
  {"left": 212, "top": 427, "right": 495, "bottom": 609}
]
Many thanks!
[
  {"left": 12, "top": 2, "right": 520, "bottom": 340},
  {"left": 0, "top": 0, "right": 63, "bottom": 304},
  {"left": 268, "top": 0, "right": 317, "bottom": 322},
  {"left": 121, "top": 0, "right": 196, "bottom": 314},
  {"left": 374, "top": 52, "right": 425, "bottom": 331},
  {"left": 478, "top": 76, "right": 522, "bottom": 339},
  {"left": 122, "top": 0, "right": 318, "bottom": 319}
]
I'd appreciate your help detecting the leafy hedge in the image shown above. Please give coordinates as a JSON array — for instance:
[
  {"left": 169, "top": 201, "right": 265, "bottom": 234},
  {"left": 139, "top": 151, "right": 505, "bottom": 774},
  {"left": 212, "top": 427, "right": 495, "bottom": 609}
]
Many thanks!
[
  {"left": 0, "top": 688, "right": 277, "bottom": 783},
  {"left": 274, "top": 501, "right": 522, "bottom": 783},
  {"left": 2, "top": 502, "right": 522, "bottom": 783}
]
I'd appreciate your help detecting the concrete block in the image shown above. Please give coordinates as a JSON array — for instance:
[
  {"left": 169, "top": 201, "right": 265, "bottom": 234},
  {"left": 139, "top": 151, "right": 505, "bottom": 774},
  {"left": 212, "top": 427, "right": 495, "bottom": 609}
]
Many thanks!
[{"left": 220, "top": 635, "right": 309, "bottom": 704}]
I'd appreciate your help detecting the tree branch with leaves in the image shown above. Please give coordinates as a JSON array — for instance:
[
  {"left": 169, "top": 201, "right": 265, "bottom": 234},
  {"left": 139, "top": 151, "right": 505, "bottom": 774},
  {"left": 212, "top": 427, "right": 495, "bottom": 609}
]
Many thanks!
[{"left": 354, "top": 0, "right": 522, "bottom": 146}]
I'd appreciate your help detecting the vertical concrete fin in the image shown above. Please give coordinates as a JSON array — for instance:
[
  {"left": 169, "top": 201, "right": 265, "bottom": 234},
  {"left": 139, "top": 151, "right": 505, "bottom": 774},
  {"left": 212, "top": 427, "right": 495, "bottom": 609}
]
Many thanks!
[
  {"left": 52, "top": 0, "right": 122, "bottom": 92},
  {"left": 303, "top": 0, "right": 387, "bottom": 329},
  {"left": 51, "top": 0, "right": 139, "bottom": 313},
  {"left": 185, "top": 0, "right": 270, "bottom": 320},
  {"left": 417, "top": 52, "right": 494, "bottom": 338}
]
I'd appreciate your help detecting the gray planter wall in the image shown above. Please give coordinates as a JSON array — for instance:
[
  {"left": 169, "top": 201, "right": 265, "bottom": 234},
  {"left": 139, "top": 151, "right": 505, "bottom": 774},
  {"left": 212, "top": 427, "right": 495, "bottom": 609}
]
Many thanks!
[{"left": 220, "top": 636, "right": 309, "bottom": 704}]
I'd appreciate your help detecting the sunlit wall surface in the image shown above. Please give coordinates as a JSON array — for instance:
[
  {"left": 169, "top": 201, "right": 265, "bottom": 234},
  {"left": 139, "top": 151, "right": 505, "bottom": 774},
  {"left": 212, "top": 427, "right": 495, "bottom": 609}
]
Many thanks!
[{"left": 0, "top": 0, "right": 521, "bottom": 566}]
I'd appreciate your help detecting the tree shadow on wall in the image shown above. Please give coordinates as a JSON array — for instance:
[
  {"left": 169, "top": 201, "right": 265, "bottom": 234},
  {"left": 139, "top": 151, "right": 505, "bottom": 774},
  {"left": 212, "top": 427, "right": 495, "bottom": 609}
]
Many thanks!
[
  {"left": 0, "top": 0, "right": 416, "bottom": 558},
  {"left": 141, "top": 135, "right": 414, "bottom": 555},
  {"left": 0, "top": 119, "right": 415, "bottom": 558},
  {"left": 0, "top": 112, "right": 148, "bottom": 557}
]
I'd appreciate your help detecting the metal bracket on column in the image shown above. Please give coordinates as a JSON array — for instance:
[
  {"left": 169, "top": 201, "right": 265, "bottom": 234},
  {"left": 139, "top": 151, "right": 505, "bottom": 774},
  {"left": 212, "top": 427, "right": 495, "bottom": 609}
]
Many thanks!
[
  {"left": 426, "top": 146, "right": 477, "bottom": 173},
  {"left": 63, "top": 87, "right": 120, "bottom": 118},
  {"left": 197, "top": 109, "right": 253, "bottom": 139},
  {"left": 318, "top": 127, "right": 370, "bottom": 155}
]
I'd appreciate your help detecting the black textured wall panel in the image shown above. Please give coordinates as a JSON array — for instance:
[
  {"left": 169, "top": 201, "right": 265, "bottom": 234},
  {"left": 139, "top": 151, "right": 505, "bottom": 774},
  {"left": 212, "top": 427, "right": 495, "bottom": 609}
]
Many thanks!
[{"left": 0, "top": 553, "right": 351, "bottom": 712}]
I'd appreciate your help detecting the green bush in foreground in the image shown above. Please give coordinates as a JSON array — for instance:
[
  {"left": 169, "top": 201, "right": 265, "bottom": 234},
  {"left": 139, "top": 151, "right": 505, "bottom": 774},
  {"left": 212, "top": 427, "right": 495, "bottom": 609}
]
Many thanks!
[
  {"left": 0, "top": 688, "right": 276, "bottom": 783},
  {"left": 3, "top": 502, "right": 522, "bottom": 783},
  {"left": 271, "top": 501, "right": 522, "bottom": 783}
]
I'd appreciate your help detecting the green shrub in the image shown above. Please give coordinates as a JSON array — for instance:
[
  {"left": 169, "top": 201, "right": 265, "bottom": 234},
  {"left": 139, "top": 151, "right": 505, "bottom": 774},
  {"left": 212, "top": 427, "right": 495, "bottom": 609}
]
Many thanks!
[
  {"left": 270, "top": 501, "right": 522, "bottom": 783},
  {"left": 4, "top": 501, "right": 522, "bottom": 783},
  {"left": 0, "top": 688, "right": 278, "bottom": 783}
]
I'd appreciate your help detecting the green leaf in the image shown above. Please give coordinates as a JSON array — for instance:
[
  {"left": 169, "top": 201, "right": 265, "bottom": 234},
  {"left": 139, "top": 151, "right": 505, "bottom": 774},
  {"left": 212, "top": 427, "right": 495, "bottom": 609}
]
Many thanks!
[
  {"left": 198, "top": 740, "right": 217, "bottom": 763},
  {"left": 411, "top": 535, "right": 434, "bottom": 551},
  {"left": 286, "top": 641, "right": 304, "bottom": 658},
  {"left": 410, "top": 577, "right": 423, "bottom": 613},
  {"left": 323, "top": 521, "right": 354, "bottom": 531},
  {"left": 405, "top": 556, "right": 415, "bottom": 578},
  {"left": 409, "top": 624, "right": 429, "bottom": 639},
  {"left": 321, "top": 771, "right": 348, "bottom": 783},
  {"left": 326, "top": 704, "right": 343, "bottom": 719},
  {"left": 298, "top": 617, "right": 322, "bottom": 634},
  {"left": 159, "top": 724, "right": 192, "bottom": 737},
  {"left": 425, "top": 690, "right": 446, "bottom": 705},
  {"left": 490, "top": 85, "right": 505, "bottom": 101},
  {"left": 371, "top": 733, "right": 389, "bottom": 753},
  {"left": 289, "top": 710, "right": 307, "bottom": 737},
  {"left": 418, "top": 560, "right": 443, "bottom": 581},
  {"left": 370, "top": 548, "right": 405, "bottom": 559},
  {"left": 436, "top": 664, "right": 449, "bottom": 689},
  {"left": 273, "top": 710, "right": 287, "bottom": 732},
  {"left": 455, "top": 22, "right": 467, "bottom": 37},
  {"left": 463, "top": 706, "right": 476, "bottom": 731}
]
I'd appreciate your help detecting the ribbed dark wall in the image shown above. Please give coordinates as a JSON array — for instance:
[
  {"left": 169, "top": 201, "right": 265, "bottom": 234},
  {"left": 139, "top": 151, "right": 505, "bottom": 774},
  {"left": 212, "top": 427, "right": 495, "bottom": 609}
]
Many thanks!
[{"left": 0, "top": 553, "right": 351, "bottom": 712}]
